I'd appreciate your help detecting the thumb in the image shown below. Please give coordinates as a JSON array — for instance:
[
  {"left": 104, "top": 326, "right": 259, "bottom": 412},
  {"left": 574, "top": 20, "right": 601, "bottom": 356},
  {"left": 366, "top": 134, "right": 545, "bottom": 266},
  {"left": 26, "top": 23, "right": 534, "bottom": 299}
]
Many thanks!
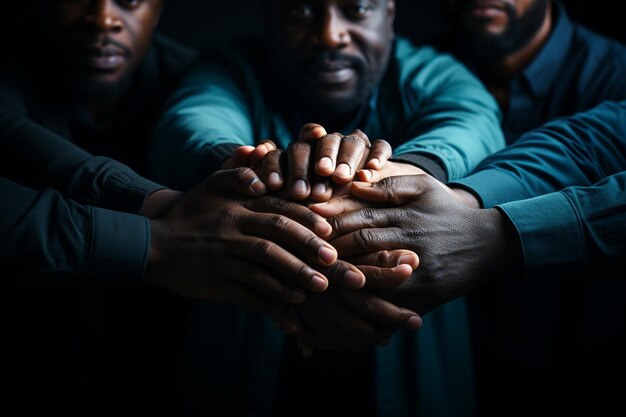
[
  {"left": 220, "top": 145, "right": 255, "bottom": 169},
  {"left": 205, "top": 167, "right": 267, "bottom": 197},
  {"left": 351, "top": 175, "right": 434, "bottom": 205}
]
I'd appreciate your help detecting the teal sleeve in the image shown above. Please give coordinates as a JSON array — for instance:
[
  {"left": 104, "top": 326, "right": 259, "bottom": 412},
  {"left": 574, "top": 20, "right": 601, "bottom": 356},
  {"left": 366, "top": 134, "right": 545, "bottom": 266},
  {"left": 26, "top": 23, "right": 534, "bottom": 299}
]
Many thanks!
[
  {"left": 452, "top": 100, "right": 626, "bottom": 206},
  {"left": 149, "top": 53, "right": 257, "bottom": 190},
  {"left": 392, "top": 40, "right": 505, "bottom": 181},
  {"left": 0, "top": 177, "right": 150, "bottom": 284},
  {"left": 498, "top": 171, "right": 626, "bottom": 270}
]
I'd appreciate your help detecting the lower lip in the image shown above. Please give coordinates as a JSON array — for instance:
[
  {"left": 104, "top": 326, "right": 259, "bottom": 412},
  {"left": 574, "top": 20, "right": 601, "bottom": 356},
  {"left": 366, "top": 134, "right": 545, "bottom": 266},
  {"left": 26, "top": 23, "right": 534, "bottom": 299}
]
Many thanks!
[
  {"left": 86, "top": 54, "right": 126, "bottom": 70},
  {"left": 308, "top": 68, "right": 355, "bottom": 84},
  {"left": 469, "top": 6, "right": 505, "bottom": 18}
]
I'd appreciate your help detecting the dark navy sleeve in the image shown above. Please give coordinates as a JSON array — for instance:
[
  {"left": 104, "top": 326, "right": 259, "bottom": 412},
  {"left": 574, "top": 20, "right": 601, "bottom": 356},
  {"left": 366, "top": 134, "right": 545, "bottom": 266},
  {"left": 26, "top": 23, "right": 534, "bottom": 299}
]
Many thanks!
[
  {"left": 0, "top": 105, "right": 165, "bottom": 213},
  {"left": 0, "top": 176, "right": 150, "bottom": 283},
  {"left": 452, "top": 100, "right": 626, "bottom": 207}
]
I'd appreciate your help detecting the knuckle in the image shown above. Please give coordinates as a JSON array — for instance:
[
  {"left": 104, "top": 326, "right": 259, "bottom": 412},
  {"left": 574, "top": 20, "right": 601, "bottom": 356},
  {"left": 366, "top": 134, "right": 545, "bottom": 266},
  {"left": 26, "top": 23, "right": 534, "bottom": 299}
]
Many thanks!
[
  {"left": 356, "top": 228, "right": 376, "bottom": 249},
  {"left": 253, "top": 239, "right": 276, "bottom": 258},
  {"left": 267, "top": 213, "right": 289, "bottom": 230}
]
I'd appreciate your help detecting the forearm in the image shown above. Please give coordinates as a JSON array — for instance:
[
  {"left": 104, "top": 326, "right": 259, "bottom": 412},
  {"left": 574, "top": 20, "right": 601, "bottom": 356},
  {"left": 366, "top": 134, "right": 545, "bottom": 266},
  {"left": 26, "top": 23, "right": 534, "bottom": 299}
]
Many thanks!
[
  {"left": 148, "top": 55, "right": 256, "bottom": 190},
  {"left": 0, "top": 177, "right": 150, "bottom": 284},
  {"left": 498, "top": 171, "right": 626, "bottom": 270},
  {"left": 0, "top": 106, "right": 164, "bottom": 213},
  {"left": 452, "top": 101, "right": 626, "bottom": 207}
]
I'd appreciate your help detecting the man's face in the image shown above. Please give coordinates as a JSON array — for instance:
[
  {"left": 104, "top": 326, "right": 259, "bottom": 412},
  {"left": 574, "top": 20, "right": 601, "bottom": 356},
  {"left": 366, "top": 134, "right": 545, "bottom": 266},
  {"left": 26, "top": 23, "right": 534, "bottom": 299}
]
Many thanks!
[
  {"left": 266, "top": 0, "right": 395, "bottom": 118},
  {"left": 441, "top": 0, "right": 549, "bottom": 59},
  {"left": 38, "top": 0, "right": 164, "bottom": 99}
]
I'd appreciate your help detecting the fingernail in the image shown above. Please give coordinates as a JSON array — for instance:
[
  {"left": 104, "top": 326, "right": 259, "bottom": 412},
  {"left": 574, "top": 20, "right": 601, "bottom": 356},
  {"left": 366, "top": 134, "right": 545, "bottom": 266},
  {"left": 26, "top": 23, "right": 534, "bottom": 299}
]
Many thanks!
[
  {"left": 343, "top": 270, "right": 365, "bottom": 288},
  {"left": 249, "top": 178, "right": 266, "bottom": 194},
  {"left": 335, "top": 163, "right": 351, "bottom": 178},
  {"left": 317, "top": 157, "right": 333, "bottom": 171},
  {"left": 293, "top": 179, "right": 308, "bottom": 194},
  {"left": 398, "top": 255, "right": 416, "bottom": 267},
  {"left": 310, "top": 274, "right": 328, "bottom": 292},
  {"left": 406, "top": 315, "right": 422, "bottom": 330},
  {"left": 360, "top": 170, "right": 372, "bottom": 180},
  {"left": 268, "top": 172, "right": 281, "bottom": 185},
  {"left": 369, "top": 158, "right": 380, "bottom": 169},
  {"left": 312, "top": 183, "right": 327, "bottom": 195},
  {"left": 314, "top": 221, "right": 332, "bottom": 237},
  {"left": 318, "top": 246, "right": 337, "bottom": 265},
  {"left": 291, "top": 290, "right": 306, "bottom": 303}
]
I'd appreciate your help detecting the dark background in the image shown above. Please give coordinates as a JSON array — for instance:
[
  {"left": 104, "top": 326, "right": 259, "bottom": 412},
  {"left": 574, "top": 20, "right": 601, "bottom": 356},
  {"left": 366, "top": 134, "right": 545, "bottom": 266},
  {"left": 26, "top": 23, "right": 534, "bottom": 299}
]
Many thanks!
[
  {"left": 6, "top": 1, "right": 623, "bottom": 50},
  {"left": 155, "top": 0, "right": 625, "bottom": 49}
]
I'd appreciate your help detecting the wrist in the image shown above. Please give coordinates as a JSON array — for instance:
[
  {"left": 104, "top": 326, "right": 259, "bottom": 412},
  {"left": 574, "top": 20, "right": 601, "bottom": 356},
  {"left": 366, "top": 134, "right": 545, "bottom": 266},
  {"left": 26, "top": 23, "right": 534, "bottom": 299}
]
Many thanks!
[{"left": 139, "top": 188, "right": 183, "bottom": 219}]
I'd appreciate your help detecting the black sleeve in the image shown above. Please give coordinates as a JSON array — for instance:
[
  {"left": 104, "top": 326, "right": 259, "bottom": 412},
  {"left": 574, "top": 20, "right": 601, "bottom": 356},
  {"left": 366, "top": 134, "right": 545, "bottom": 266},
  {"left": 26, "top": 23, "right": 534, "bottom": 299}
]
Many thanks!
[
  {"left": 0, "top": 176, "right": 150, "bottom": 284},
  {"left": 0, "top": 105, "right": 165, "bottom": 213}
]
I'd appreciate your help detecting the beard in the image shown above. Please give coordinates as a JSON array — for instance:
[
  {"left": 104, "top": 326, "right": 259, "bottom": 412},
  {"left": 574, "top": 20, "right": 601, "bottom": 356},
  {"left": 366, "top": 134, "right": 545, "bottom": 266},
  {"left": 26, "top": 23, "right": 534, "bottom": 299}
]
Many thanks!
[{"left": 451, "top": 0, "right": 549, "bottom": 60}]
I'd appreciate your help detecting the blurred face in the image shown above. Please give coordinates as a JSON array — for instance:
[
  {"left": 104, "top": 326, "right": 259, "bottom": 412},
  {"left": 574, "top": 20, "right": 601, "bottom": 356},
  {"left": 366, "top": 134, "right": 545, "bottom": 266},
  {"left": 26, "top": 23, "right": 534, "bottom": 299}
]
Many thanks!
[
  {"left": 441, "top": 0, "right": 549, "bottom": 59},
  {"left": 38, "top": 0, "right": 164, "bottom": 99},
  {"left": 266, "top": 0, "right": 395, "bottom": 118}
]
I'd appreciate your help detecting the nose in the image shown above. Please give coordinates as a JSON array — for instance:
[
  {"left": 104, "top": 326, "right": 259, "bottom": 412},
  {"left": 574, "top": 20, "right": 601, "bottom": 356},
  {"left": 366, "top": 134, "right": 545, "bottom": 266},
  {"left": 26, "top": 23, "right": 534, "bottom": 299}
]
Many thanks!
[
  {"left": 84, "top": 0, "right": 123, "bottom": 33},
  {"left": 315, "top": 8, "right": 351, "bottom": 50}
]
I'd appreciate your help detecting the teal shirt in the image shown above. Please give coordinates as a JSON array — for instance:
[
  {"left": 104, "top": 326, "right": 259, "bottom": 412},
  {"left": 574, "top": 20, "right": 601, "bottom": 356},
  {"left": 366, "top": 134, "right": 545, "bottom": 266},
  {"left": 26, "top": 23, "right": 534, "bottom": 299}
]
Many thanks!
[
  {"left": 453, "top": 100, "right": 626, "bottom": 270},
  {"left": 150, "top": 36, "right": 504, "bottom": 190},
  {"left": 151, "top": 36, "right": 503, "bottom": 416}
]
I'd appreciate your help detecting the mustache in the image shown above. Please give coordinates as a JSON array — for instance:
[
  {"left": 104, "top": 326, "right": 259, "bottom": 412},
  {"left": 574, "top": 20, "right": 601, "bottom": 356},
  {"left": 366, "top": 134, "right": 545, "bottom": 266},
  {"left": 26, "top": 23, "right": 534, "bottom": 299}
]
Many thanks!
[
  {"left": 67, "top": 36, "right": 132, "bottom": 58},
  {"left": 300, "top": 52, "right": 365, "bottom": 71}
]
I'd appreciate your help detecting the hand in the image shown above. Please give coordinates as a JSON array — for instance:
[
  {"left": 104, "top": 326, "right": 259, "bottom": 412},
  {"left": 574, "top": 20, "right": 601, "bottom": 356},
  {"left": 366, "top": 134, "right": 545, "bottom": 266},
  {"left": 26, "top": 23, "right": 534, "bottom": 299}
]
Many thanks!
[
  {"left": 143, "top": 168, "right": 368, "bottom": 318},
  {"left": 309, "top": 161, "right": 430, "bottom": 218},
  {"left": 280, "top": 286, "right": 422, "bottom": 355},
  {"left": 327, "top": 175, "right": 522, "bottom": 315}
]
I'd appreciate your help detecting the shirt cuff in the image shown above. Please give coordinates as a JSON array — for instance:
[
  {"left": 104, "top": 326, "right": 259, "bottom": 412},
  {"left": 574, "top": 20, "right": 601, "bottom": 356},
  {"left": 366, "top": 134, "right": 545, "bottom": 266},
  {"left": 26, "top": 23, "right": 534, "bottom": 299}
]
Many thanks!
[
  {"left": 198, "top": 142, "right": 242, "bottom": 183},
  {"left": 102, "top": 171, "right": 165, "bottom": 213},
  {"left": 86, "top": 206, "right": 151, "bottom": 283},
  {"left": 497, "top": 192, "right": 584, "bottom": 270},
  {"left": 450, "top": 169, "right": 531, "bottom": 208},
  {"left": 391, "top": 153, "right": 447, "bottom": 182}
]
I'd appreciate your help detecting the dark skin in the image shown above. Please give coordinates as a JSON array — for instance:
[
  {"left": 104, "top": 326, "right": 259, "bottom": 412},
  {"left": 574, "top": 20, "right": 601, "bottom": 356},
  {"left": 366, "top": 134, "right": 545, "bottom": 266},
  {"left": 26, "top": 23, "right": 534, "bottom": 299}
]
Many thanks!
[
  {"left": 38, "top": 0, "right": 165, "bottom": 131},
  {"left": 34, "top": 1, "right": 397, "bottom": 322},
  {"left": 288, "top": 175, "right": 523, "bottom": 350},
  {"left": 140, "top": 168, "right": 422, "bottom": 329},
  {"left": 228, "top": 0, "right": 427, "bottom": 354},
  {"left": 440, "top": 0, "right": 553, "bottom": 110},
  {"left": 266, "top": 0, "right": 396, "bottom": 131}
]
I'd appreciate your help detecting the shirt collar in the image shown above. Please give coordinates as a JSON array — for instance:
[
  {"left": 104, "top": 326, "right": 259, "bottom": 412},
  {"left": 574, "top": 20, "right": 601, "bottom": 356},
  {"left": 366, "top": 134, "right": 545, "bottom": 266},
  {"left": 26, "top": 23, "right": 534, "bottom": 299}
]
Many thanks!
[{"left": 522, "top": 1, "right": 574, "bottom": 98}]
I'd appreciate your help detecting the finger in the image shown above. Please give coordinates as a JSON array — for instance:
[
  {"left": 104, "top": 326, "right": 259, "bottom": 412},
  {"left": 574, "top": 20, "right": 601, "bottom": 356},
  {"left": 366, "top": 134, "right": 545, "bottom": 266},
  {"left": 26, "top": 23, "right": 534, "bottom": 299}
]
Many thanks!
[
  {"left": 298, "top": 123, "right": 327, "bottom": 142},
  {"left": 258, "top": 149, "right": 284, "bottom": 192},
  {"left": 350, "top": 175, "right": 434, "bottom": 205},
  {"left": 330, "top": 226, "right": 406, "bottom": 258},
  {"left": 295, "top": 294, "right": 392, "bottom": 351},
  {"left": 309, "top": 195, "right": 370, "bottom": 218},
  {"left": 313, "top": 132, "right": 342, "bottom": 177},
  {"left": 227, "top": 258, "right": 307, "bottom": 303},
  {"left": 287, "top": 141, "right": 312, "bottom": 200},
  {"left": 333, "top": 130, "right": 370, "bottom": 185},
  {"left": 365, "top": 139, "right": 392, "bottom": 170},
  {"left": 236, "top": 235, "right": 331, "bottom": 292},
  {"left": 205, "top": 167, "right": 267, "bottom": 197},
  {"left": 308, "top": 176, "right": 333, "bottom": 203},
  {"left": 220, "top": 145, "right": 255, "bottom": 169},
  {"left": 333, "top": 288, "right": 422, "bottom": 331},
  {"left": 249, "top": 140, "right": 278, "bottom": 168},
  {"left": 356, "top": 168, "right": 382, "bottom": 183},
  {"left": 244, "top": 196, "right": 333, "bottom": 237},
  {"left": 318, "top": 259, "right": 365, "bottom": 289},
  {"left": 345, "top": 249, "right": 419, "bottom": 289}
]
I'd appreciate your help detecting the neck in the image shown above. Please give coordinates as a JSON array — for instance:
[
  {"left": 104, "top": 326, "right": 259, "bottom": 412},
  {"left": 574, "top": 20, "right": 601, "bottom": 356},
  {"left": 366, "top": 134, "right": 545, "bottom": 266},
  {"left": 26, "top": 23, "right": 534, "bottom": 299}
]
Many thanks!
[
  {"left": 478, "top": 3, "right": 553, "bottom": 106},
  {"left": 83, "top": 97, "right": 123, "bottom": 133}
]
